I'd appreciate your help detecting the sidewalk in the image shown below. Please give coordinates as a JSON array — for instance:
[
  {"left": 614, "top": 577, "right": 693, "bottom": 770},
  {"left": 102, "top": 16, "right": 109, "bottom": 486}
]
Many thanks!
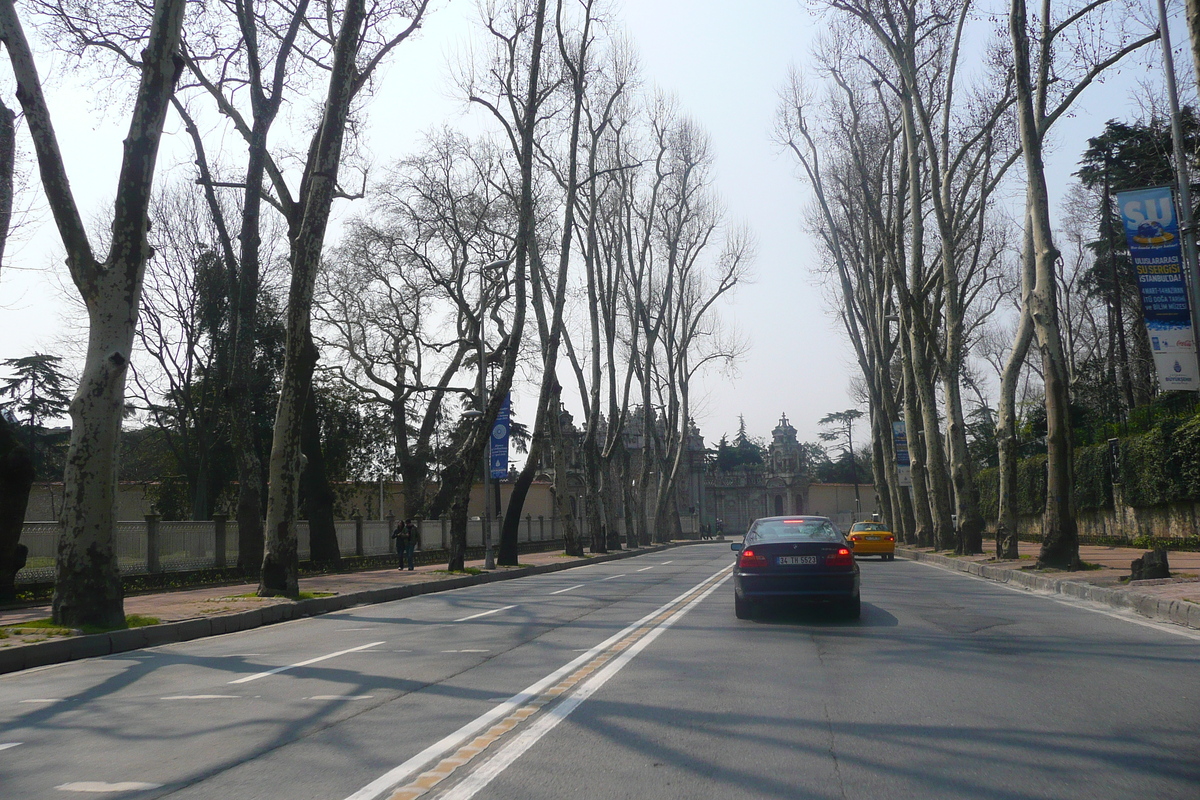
[
  {"left": 898, "top": 541, "right": 1200, "bottom": 631},
  {"left": 0, "top": 543, "right": 690, "bottom": 674}
]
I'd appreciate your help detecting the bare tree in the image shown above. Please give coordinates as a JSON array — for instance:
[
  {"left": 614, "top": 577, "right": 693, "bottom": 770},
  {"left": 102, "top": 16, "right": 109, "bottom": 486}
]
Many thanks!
[
  {"left": 317, "top": 130, "right": 516, "bottom": 520},
  {"left": 1000, "top": 0, "right": 1156, "bottom": 566},
  {"left": 0, "top": 0, "right": 186, "bottom": 626}
]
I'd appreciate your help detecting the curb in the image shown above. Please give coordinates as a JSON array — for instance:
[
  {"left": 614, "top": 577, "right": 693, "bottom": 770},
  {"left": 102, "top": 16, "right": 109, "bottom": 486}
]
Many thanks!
[
  {"left": 896, "top": 548, "right": 1200, "bottom": 632},
  {"left": 0, "top": 542, "right": 695, "bottom": 676}
]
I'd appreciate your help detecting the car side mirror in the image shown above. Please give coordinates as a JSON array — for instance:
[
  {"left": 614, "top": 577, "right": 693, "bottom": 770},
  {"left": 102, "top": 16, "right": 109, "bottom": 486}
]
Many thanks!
[{"left": 730, "top": 543, "right": 742, "bottom": 552}]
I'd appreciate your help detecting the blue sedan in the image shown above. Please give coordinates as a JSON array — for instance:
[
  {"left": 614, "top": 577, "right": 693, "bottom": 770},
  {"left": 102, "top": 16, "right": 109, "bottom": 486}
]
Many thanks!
[{"left": 731, "top": 516, "right": 861, "bottom": 619}]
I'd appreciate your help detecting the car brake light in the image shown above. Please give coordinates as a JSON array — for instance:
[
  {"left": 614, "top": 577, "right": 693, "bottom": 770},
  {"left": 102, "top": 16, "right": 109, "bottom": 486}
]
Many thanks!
[
  {"left": 885, "top": 536, "right": 894, "bottom": 542},
  {"left": 738, "top": 548, "right": 768, "bottom": 568},
  {"left": 826, "top": 547, "right": 854, "bottom": 567}
]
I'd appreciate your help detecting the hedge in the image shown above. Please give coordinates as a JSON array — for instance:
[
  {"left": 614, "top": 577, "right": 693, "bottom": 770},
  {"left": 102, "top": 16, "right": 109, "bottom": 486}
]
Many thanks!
[
  {"left": 973, "top": 413, "right": 1200, "bottom": 521},
  {"left": 1073, "top": 442, "right": 1112, "bottom": 511}
]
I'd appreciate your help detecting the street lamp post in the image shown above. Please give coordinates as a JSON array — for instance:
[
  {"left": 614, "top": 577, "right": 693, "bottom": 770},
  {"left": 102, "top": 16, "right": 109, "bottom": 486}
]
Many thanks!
[{"left": 472, "top": 259, "right": 510, "bottom": 571}]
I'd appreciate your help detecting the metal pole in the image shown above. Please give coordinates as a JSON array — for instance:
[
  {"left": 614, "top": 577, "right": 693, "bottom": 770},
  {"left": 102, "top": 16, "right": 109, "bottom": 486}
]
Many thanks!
[
  {"left": 479, "top": 264, "right": 495, "bottom": 570},
  {"left": 1156, "top": 0, "right": 1200, "bottom": 370}
]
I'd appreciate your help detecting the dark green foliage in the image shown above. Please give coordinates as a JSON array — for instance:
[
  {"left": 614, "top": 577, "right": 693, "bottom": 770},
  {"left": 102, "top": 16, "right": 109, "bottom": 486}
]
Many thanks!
[
  {"left": 1118, "top": 420, "right": 1190, "bottom": 507},
  {"left": 1014, "top": 454, "right": 1047, "bottom": 517},
  {"left": 977, "top": 466, "right": 999, "bottom": 520},
  {"left": 1073, "top": 442, "right": 1113, "bottom": 511},
  {"left": 0, "top": 353, "right": 73, "bottom": 478},
  {"left": 714, "top": 430, "right": 765, "bottom": 471}
]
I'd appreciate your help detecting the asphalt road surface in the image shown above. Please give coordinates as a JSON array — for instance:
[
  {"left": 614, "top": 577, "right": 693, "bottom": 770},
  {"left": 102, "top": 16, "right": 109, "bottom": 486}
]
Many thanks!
[{"left": 2, "top": 543, "right": 1198, "bottom": 799}]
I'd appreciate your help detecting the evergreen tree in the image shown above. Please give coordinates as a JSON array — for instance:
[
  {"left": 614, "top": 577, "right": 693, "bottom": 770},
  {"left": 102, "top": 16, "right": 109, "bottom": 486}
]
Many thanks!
[{"left": 0, "top": 354, "right": 72, "bottom": 474}]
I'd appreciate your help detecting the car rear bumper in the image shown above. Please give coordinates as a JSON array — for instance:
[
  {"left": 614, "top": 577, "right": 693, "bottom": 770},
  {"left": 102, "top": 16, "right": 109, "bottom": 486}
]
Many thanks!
[
  {"left": 851, "top": 543, "right": 894, "bottom": 555},
  {"left": 734, "top": 571, "right": 859, "bottom": 601}
]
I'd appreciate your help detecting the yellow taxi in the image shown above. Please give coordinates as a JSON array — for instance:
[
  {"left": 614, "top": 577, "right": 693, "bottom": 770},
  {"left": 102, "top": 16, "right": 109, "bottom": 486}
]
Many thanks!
[{"left": 847, "top": 521, "right": 896, "bottom": 560}]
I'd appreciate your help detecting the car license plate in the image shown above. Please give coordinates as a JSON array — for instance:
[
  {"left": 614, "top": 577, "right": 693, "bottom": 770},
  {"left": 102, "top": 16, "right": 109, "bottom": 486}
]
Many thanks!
[
  {"left": 778, "top": 555, "right": 818, "bottom": 565},
  {"left": 864, "top": 535, "right": 880, "bottom": 541}
]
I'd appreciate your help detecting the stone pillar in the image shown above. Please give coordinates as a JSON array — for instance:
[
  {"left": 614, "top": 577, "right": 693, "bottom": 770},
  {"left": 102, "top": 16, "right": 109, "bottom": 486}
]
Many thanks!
[
  {"left": 145, "top": 514, "right": 161, "bottom": 573},
  {"left": 525, "top": 514, "right": 532, "bottom": 543},
  {"left": 354, "top": 515, "right": 364, "bottom": 557},
  {"left": 538, "top": 515, "right": 545, "bottom": 541},
  {"left": 212, "top": 513, "right": 228, "bottom": 569}
]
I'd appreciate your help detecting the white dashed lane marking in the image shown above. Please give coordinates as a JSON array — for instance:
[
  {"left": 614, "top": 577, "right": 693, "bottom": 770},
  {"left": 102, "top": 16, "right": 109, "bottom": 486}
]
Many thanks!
[
  {"left": 454, "top": 605, "right": 517, "bottom": 623},
  {"left": 57, "top": 782, "right": 162, "bottom": 793},
  {"left": 228, "top": 641, "right": 385, "bottom": 684},
  {"left": 306, "top": 695, "right": 375, "bottom": 701},
  {"left": 550, "top": 584, "right": 584, "bottom": 595},
  {"left": 161, "top": 695, "right": 241, "bottom": 700},
  {"left": 19, "top": 698, "right": 60, "bottom": 704},
  {"left": 636, "top": 566, "right": 654, "bottom": 572},
  {"left": 0, "top": 742, "right": 22, "bottom": 751}
]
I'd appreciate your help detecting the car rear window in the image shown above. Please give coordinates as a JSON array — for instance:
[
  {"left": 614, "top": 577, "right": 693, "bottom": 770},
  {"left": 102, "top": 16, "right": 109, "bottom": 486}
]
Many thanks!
[
  {"left": 754, "top": 520, "right": 842, "bottom": 541},
  {"left": 851, "top": 523, "right": 888, "bottom": 532}
]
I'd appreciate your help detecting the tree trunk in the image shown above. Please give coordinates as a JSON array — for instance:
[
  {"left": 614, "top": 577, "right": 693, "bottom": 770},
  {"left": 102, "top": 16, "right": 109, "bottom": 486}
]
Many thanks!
[
  {"left": 0, "top": 0, "right": 186, "bottom": 627},
  {"left": 902, "top": 350, "right": 934, "bottom": 548},
  {"left": 299, "top": 340, "right": 340, "bottom": 567},
  {"left": 260, "top": 0, "right": 367, "bottom": 597},
  {"left": 944, "top": 369, "right": 984, "bottom": 554},
  {"left": 1011, "top": 0, "right": 1079, "bottom": 570},
  {"left": 1187, "top": 1, "right": 1200, "bottom": 120},
  {"left": 0, "top": 414, "right": 33, "bottom": 602}
]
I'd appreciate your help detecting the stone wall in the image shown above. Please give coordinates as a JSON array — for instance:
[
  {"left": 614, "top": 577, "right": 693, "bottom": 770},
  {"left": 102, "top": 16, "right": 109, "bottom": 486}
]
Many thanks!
[{"left": 997, "top": 488, "right": 1200, "bottom": 543}]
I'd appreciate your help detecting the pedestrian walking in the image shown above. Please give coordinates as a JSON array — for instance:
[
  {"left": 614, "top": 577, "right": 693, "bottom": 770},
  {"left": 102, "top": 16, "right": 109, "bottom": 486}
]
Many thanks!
[
  {"left": 391, "top": 521, "right": 410, "bottom": 570},
  {"left": 403, "top": 518, "right": 418, "bottom": 571}
]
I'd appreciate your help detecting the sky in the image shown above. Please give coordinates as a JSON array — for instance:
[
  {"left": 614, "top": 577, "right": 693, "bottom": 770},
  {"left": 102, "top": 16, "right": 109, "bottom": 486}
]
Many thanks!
[{"left": 0, "top": 0, "right": 1192, "bottom": 452}]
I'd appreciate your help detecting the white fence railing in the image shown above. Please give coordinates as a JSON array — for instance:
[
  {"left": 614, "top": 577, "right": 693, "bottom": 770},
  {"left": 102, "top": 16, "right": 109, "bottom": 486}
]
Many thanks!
[
  {"left": 16, "top": 511, "right": 704, "bottom": 585},
  {"left": 16, "top": 514, "right": 576, "bottom": 585}
]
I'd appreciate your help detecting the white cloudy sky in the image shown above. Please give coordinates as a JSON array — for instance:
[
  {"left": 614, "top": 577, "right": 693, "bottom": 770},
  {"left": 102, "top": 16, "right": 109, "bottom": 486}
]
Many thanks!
[{"left": 0, "top": 0, "right": 1190, "bottom": 448}]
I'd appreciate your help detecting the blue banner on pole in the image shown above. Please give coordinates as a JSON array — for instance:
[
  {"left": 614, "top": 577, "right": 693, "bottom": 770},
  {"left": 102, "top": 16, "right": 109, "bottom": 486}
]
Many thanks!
[
  {"left": 489, "top": 393, "right": 511, "bottom": 479},
  {"left": 1115, "top": 187, "right": 1199, "bottom": 391}
]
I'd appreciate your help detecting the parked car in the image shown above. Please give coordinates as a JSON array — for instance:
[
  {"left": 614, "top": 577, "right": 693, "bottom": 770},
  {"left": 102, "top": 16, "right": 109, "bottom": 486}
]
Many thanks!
[
  {"left": 731, "top": 516, "right": 860, "bottom": 620},
  {"left": 847, "top": 521, "right": 896, "bottom": 560}
]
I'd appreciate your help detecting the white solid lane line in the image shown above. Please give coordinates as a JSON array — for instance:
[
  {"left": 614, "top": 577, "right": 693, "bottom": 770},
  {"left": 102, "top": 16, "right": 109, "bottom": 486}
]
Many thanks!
[
  {"left": 440, "top": 573, "right": 732, "bottom": 800},
  {"left": 636, "top": 566, "right": 654, "bottom": 572},
  {"left": 161, "top": 695, "right": 241, "bottom": 700},
  {"left": 342, "top": 565, "right": 731, "bottom": 800},
  {"left": 0, "top": 742, "right": 22, "bottom": 751},
  {"left": 549, "top": 584, "right": 584, "bottom": 595},
  {"left": 600, "top": 574, "right": 625, "bottom": 581},
  {"left": 228, "top": 641, "right": 385, "bottom": 684},
  {"left": 454, "top": 605, "right": 517, "bottom": 623}
]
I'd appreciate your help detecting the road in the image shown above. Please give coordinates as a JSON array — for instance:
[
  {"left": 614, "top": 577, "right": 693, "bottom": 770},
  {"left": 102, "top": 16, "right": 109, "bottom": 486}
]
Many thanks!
[{"left": 2, "top": 543, "right": 1198, "bottom": 799}]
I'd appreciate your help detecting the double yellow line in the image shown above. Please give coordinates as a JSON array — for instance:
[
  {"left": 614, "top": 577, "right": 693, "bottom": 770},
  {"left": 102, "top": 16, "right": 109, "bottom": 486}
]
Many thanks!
[{"left": 346, "top": 565, "right": 731, "bottom": 800}]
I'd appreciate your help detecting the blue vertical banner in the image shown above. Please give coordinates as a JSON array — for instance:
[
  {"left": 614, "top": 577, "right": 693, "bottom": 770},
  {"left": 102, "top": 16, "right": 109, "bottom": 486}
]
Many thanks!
[
  {"left": 892, "top": 420, "right": 912, "bottom": 487},
  {"left": 489, "top": 393, "right": 511, "bottom": 479},
  {"left": 1115, "top": 186, "right": 1199, "bottom": 391}
]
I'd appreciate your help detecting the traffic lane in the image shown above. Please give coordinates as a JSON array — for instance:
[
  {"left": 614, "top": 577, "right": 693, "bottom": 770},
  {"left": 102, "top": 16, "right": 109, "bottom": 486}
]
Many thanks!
[
  {"left": 471, "top": 558, "right": 1200, "bottom": 800},
  {"left": 0, "top": 553, "right": 698, "bottom": 716},
  {"left": 0, "top": 547, "right": 731, "bottom": 798},
  {"left": 148, "top": 550, "right": 733, "bottom": 800}
]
